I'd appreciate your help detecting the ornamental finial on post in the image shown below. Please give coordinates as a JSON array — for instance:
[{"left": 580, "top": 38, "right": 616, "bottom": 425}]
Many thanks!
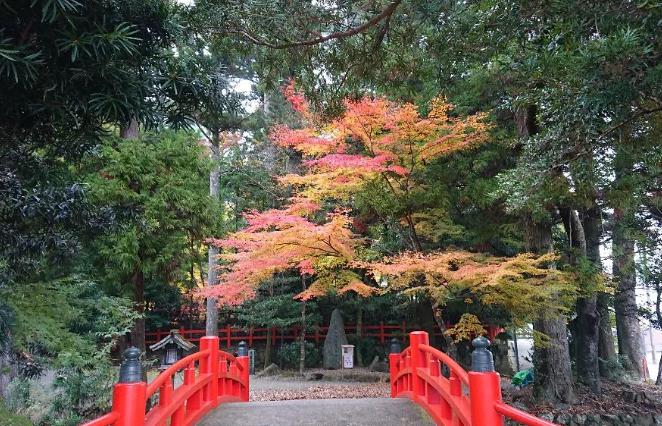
[
  {"left": 118, "top": 347, "right": 143, "bottom": 383},
  {"left": 389, "top": 337, "right": 401, "bottom": 354},
  {"left": 471, "top": 336, "right": 494, "bottom": 372},
  {"left": 238, "top": 340, "right": 248, "bottom": 357}
]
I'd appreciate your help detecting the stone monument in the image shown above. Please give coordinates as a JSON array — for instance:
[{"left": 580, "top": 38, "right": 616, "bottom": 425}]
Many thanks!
[{"left": 323, "top": 308, "right": 348, "bottom": 369}]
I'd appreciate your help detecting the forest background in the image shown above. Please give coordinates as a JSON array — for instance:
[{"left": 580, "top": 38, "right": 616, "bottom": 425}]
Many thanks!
[{"left": 0, "top": 1, "right": 661, "bottom": 425}]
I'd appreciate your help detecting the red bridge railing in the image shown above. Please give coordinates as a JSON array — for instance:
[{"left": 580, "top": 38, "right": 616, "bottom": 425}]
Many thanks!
[
  {"left": 389, "top": 331, "right": 557, "bottom": 426},
  {"left": 82, "top": 336, "right": 248, "bottom": 426}
]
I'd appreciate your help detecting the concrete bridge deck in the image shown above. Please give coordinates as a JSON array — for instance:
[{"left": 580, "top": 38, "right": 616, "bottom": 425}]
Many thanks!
[{"left": 199, "top": 398, "right": 434, "bottom": 426}]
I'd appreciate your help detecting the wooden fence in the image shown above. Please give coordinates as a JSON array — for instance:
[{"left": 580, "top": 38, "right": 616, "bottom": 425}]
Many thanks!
[{"left": 146, "top": 323, "right": 503, "bottom": 348}]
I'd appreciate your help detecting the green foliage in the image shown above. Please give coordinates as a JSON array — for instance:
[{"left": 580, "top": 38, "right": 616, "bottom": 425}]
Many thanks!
[
  {"left": 3, "top": 276, "right": 135, "bottom": 359},
  {"left": 145, "top": 281, "right": 184, "bottom": 330},
  {"left": 46, "top": 352, "right": 116, "bottom": 425},
  {"left": 346, "top": 336, "right": 383, "bottom": 364},
  {"left": 236, "top": 293, "right": 307, "bottom": 329},
  {"left": 234, "top": 276, "right": 323, "bottom": 345},
  {"left": 0, "top": 0, "right": 659, "bottom": 416},
  {"left": 2, "top": 276, "right": 135, "bottom": 424},
  {"left": 4, "top": 379, "right": 31, "bottom": 418},
  {"left": 276, "top": 341, "right": 321, "bottom": 369},
  {"left": 598, "top": 354, "right": 628, "bottom": 382},
  {"left": 0, "top": 298, "right": 14, "bottom": 350},
  {"left": 88, "top": 130, "right": 217, "bottom": 292},
  {"left": 0, "top": 0, "right": 183, "bottom": 285}
]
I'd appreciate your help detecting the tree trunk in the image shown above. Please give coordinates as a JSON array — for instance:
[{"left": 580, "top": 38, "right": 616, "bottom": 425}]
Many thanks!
[
  {"left": 120, "top": 119, "right": 139, "bottom": 139},
  {"left": 584, "top": 206, "right": 617, "bottom": 376},
  {"left": 574, "top": 297, "right": 600, "bottom": 391},
  {"left": 405, "top": 214, "right": 422, "bottom": 251},
  {"left": 261, "top": 91, "right": 278, "bottom": 177},
  {"left": 264, "top": 328, "right": 272, "bottom": 370},
  {"left": 430, "top": 299, "right": 457, "bottom": 360},
  {"left": 131, "top": 266, "right": 146, "bottom": 355},
  {"left": 299, "top": 277, "right": 306, "bottom": 375},
  {"left": 613, "top": 141, "right": 646, "bottom": 379},
  {"left": 613, "top": 218, "right": 645, "bottom": 379},
  {"left": 120, "top": 118, "right": 144, "bottom": 358},
  {"left": 414, "top": 299, "right": 440, "bottom": 348},
  {"left": 532, "top": 315, "right": 575, "bottom": 403},
  {"left": 515, "top": 106, "right": 538, "bottom": 139},
  {"left": 206, "top": 131, "right": 221, "bottom": 337},
  {"left": 355, "top": 305, "right": 363, "bottom": 367},
  {"left": 0, "top": 332, "right": 17, "bottom": 397},
  {"left": 299, "top": 302, "right": 306, "bottom": 375},
  {"left": 597, "top": 293, "right": 616, "bottom": 375},
  {"left": 562, "top": 208, "right": 600, "bottom": 393},
  {"left": 516, "top": 104, "right": 573, "bottom": 402},
  {"left": 524, "top": 217, "right": 575, "bottom": 403}
]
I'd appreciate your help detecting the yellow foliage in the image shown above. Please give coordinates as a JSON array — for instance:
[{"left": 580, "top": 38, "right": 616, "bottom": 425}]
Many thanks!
[
  {"left": 445, "top": 313, "right": 486, "bottom": 343},
  {"left": 359, "top": 251, "right": 577, "bottom": 323}
]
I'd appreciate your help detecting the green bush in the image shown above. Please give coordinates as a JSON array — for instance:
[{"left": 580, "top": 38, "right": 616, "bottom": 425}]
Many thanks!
[
  {"left": 2, "top": 276, "right": 136, "bottom": 425},
  {"left": 4, "top": 378, "right": 31, "bottom": 415},
  {"left": 347, "top": 336, "right": 383, "bottom": 365},
  {"left": 45, "top": 353, "right": 117, "bottom": 426},
  {"left": 276, "top": 341, "right": 321, "bottom": 369},
  {"left": 598, "top": 355, "right": 629, "bottom": 381}
]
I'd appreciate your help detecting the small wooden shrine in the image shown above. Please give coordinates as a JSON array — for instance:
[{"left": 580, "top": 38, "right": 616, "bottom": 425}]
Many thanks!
[{"left": 149, "top": 329, "right": 196, "bottom": 369}]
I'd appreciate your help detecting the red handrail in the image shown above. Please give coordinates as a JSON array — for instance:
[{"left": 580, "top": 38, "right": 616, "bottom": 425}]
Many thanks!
[
  {"left": 81, "top": 336, "right": 249, "bottom": 426},
  {"left": 389, "top": 331, "right": 557, "bottom": 426}
]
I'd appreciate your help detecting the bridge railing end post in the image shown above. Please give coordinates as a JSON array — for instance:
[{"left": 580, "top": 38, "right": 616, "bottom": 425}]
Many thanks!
[
  {"left": 388, "top": 337, "right": 401, "bottom": 398},
  {"left": 237, "top": 341, "right": 249, "bottom": 401},
  {"left": 201, "top": 335, "right": 220, "bottom": 403},
  {"left": 409, "top": 331, "right": 429, "bottom": 401},
  {"left": 469, "top": 336, "right": 503, "bottom": 426},
  {"left": 114, "top": 347, "right": 147, "bottom": 426}
]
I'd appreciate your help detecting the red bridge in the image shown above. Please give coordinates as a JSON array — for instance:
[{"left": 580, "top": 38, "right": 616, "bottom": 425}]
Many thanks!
[
  {"left": 82, "top": 336, "right": 248, "bottom": 426},
  {"left": 390, "top": 331, "right": 555, "bottom": 426},
  {"left": 83, "top": 331, "right": 556, "bottom": 426}
]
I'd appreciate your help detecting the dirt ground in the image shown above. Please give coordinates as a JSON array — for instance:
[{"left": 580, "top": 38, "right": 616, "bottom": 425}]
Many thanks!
[
  {"left": 250, "top": 368, "right": 391, "bottom": 401},
  {"left": 502, "top": 378, "right": 662, "bottom": 418}
]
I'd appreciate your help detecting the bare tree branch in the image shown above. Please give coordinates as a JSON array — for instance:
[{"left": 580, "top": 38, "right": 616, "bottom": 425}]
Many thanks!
[{"left": 223, "top": 0, "right": 403, "bottom": 50}]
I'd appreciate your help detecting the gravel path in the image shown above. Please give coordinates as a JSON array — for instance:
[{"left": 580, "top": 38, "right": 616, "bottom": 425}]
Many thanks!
[{"left": 250, "top": 375, "right": 391, "bottom": 401}]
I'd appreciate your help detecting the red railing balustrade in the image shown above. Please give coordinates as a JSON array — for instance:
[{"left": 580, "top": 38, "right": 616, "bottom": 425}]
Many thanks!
[
  {"left": 389, "top": 331, "right": 557, "bottom": 426},
  {"left": 146, "top": 323, "right": 504, "bottom": 347},
  {"left": 82, "top": 336, "right": 248, "bottom": 426}
]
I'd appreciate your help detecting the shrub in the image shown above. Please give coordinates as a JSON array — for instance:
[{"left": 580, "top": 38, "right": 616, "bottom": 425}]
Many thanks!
[
  {"left": 276, "top": 341, "right": 321, "bottom": 369},
  {"left": 347, "top": 336, "right": 383, "bottom": 365},
  {"left": 1, "top": 276, "right": 136, "bottom": 425}
]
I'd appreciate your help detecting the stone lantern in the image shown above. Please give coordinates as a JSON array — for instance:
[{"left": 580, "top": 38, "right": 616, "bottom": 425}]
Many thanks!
[{"left": 149, "top": 329, "right": 196, "bottom": 369}]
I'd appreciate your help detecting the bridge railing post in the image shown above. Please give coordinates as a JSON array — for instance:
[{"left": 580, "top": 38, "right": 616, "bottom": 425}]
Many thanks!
[
  {"left": 409, "top": 331, "right": 429, "bottom": 401},
  {"left": 468, "top": 336, "right": 503, "bottom": 426},
  {"left": 200, "top": 336, "right": 220, "bottom": 404},
  {"left": 237, "top": 341, "right": 250, "bottom": 401},
  {"left": 113, "top": 347, "right": 147, "bottom": 426},
  {"left": 388, "top": 338, "right": 401, "bottom": 398}
]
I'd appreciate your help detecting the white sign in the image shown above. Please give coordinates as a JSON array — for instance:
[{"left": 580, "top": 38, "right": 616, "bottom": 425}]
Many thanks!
[{"left": 342, "top": 345, "right": 354, "bottom": 369}]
